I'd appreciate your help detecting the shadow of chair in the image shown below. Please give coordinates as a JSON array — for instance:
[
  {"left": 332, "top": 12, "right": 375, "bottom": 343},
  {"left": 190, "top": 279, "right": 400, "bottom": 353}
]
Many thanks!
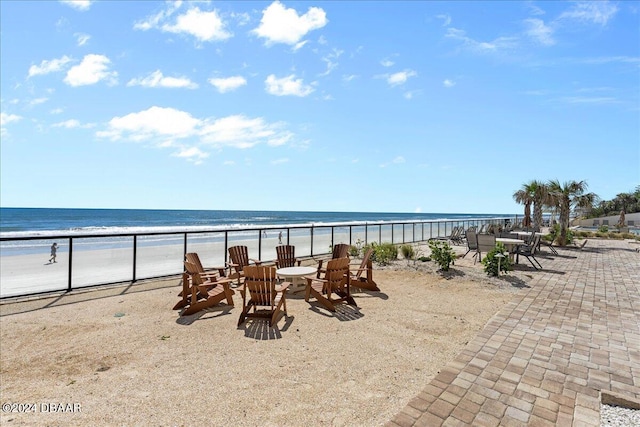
[
  {"left": 275, "top": 245, "right": 301, "bottom": 268},
  {"left": 305, "top": 257, "right": 356, "bottom": 313},
  {"left": 349, "top": 247, "right": 379, "bottom": 291},
  {"left": 227, "top": 245, "right": 262, "bottom": 287},
  {"left": 178, "top": 261, "right": 234, "bottom": 316},
  {"left": 237, "top": 265, "right": 289, "bottom": 328},
  {"left": 475, "top": 234, "right": 496, "bottom": 264}
]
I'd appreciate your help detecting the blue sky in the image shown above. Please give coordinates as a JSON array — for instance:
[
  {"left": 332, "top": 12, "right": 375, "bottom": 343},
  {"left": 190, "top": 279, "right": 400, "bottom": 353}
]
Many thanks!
[{"left": 1, "top": 0, "right": 638, "bottom": 214}]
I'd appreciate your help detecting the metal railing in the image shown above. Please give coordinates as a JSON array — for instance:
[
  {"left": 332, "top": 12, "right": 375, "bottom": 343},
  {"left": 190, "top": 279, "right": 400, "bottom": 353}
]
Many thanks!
[{"left": 0, "top": 216, "right": 514, "bottom": 298}]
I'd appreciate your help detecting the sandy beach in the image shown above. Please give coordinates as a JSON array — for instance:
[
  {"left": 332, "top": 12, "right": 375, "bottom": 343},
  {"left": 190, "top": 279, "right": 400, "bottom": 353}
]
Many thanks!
[{"left": 0, "top": 247, "right": 535, "bottom": 426}]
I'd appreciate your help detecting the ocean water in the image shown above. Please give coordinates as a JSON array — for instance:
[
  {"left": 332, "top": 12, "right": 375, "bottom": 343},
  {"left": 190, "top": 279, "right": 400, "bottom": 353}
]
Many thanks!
[{"left": 0, "top": 208, "right": 506, "bottom": 237}]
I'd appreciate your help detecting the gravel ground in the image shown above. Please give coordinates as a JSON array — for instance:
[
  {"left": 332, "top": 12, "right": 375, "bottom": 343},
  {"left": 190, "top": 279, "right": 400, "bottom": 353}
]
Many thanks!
[{"left": 600, "top": 404, "right": 640, "bottom": 426}]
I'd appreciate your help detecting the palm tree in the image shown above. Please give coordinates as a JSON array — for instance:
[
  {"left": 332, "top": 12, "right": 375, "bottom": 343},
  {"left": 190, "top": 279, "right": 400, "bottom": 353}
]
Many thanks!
[
  {"left": 547, "top": 180, "right": 595, "bottom": 246},
  {"left": 529, "top": 180, "right": 549, "bottom": 230},
  {"left": 513, "top": 183, "right": 535, "bottom": 227}
]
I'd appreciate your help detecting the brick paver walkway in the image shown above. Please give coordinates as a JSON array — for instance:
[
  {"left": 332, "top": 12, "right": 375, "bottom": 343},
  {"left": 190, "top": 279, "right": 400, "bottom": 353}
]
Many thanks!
[{"left": 388, "top": 239, "right": 640, "bottom": 426}]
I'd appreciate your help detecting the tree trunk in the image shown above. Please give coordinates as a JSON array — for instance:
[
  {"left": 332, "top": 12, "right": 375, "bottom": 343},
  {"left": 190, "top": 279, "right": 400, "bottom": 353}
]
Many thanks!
[{"left": 558, "top": 201, "right": 570, "bottom": 246}]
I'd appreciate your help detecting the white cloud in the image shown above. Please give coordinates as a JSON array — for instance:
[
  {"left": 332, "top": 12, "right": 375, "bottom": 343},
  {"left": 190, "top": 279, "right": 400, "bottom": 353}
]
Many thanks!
[
  {"left": 200, "top": 115, "right": 293, "bottom": 148},
  {"left": 97, "top": 106, "right": 199, "bottom": 141},
  {"left": 127, "top": 70, "right": 198, "bottom": 89},
  {"left": 320, "top": 48, "right": 343, "bottom": 76},
  {"left": 29, "top": 97, "right": 49, "bottom": 106},
  {"left": 445, "top": 28, "right": 518, "bottom": 53},
  {"left": 380, "top": 59, "right": 394, "bottom": 67},
  {"left": 252, "top": 1, "right": 327, "bottom": 46},
  {"left": 265, "top": 74, "right": 314, "bottom": 96},
  {"left": 173, "top": 146, "right": 209, "bottom": 165},
  {"left": 393, "top": 156, "right": 405, "bottom": 164},
  {"left": 28, "top": 56, "right": 72, "bottom": 78},
  {"left": 208, "top": 75, "right": 247, "bottom": 93},
  {"left": 1, "top": 112, "right": 22, "bottom": 126},
  {"left": 387, "top": 70, "right": 417, "bottom": 86},
  {"left": 436, "top": 14, "right": 451, "bottom": 26},
  {"left": 135, "top": 4, "right": 231, "bottom": 43},
  {"left": 53, "top": 119, "right": 81, "bottom": 128},
  {"left": 97, "top": 107, "right": 296, "bottom": 159},
  {"left": 64, "top": 54, "right": 117, "bottom": 86},
  {"left": 443, "top": 79, "right": 456, "bottom": 87},
  {"left": 162, "top": 7, "right": 231, "bottom": 42},
  {"left": 75, "top": 33, "right": 91, "bottom": 46},
  {"left": 52, "top": 119, "right": 94, "bottom": 129},
  {"left": 60, "top": 0, "right": 92, "bottom": 11},
  {"left": 524, "top": 18, "right": 555, "bottom": 46},
  {"left": 50, "top": 108, "right": 64, "bottom": 114},
  {"left": 559, "top": 1, "right": 618, "bottom": 25},
  {"left": 1, "top": 112, "right": 22, "bottom": 137}
]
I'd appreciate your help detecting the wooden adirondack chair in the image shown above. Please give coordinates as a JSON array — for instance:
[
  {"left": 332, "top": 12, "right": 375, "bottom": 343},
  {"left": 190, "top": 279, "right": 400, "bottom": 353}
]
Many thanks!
[
  {"left": 349, "top": 247, "right": 379, "bottom": 291},
  {"left": 237, "top": 265, "right": 289, "bottom": 327},
  {"left": 185, "top": 252, "right": 226, "bottom": 280},
  {"left": 227, "top": 245, "right": 262, "bottom": 286},
  {"left": 177, "top": 261, "right": 234, "bottom": 316},
  {"left": 174, "top": 253, "right": 226, "bottom": 307},
  {"left": 316, "top": 243, "right": 350, "bottom": 278},
  {"left": 275, "top": 245, "right": 301, "bottom": 268},
  {"left": 305, "top": 257, "right": 356, "bottom": 312}
]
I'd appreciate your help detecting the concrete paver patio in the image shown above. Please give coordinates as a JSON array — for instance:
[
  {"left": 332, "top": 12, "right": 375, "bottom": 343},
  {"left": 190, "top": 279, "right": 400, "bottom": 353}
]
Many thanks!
[{"left": 388, "top": 239, "right": 640, "bottom": 426}]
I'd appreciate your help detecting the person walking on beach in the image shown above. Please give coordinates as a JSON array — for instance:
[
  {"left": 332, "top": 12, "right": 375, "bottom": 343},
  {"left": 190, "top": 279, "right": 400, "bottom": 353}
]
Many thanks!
[
  {"left": 49, "top": 242, "right": 58, "bottom": 263},
  {"left": 278, "top": 231, "right": 283, "bottom": 244}
]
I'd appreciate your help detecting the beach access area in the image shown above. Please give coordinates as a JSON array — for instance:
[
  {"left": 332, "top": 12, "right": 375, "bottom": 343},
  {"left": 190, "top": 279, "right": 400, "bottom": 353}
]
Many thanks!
[
  {"left": 1, "top": 238, "right": 638, "bottom": 426},
  {"left": 1, "top": 216, "right": 513, "bottom": 298}
]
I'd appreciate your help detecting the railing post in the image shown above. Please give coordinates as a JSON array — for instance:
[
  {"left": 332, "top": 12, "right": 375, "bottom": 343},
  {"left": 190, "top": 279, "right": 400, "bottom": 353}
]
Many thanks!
[
  {"left": 349, "top": 226, "right": 352, "bottom": 246},
  {"left": 67, "top": 237, "right": 73, "bottom": 292},
  {"left": 224, "top": 231, "right": 228, "bottom": 265},
  {"left": 365, "top": 223, "right": 368, "bottom": 245},
  {"left": 258, "top": 231, "right": 262, "bottom": 260},
  {"left": 132, "top": 235, "right": 137, "bottom": 283},
  {"left": 310, "top": 226, "right": 314, "bottom": 256},
  {"left": 378, "top": 225, "right": 381, "bottom": 244},
  {"left": 330, "top": 226, "right": 334, "bottom": 251}
]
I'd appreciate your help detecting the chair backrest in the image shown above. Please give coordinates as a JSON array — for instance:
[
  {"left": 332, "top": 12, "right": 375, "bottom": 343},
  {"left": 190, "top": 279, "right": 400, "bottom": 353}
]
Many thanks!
[
  {"left": 185, "top": 252, "right": 205, "bottom": 273},
  {"left": 332, "top": 243, "right": 349, "bottom": 259},
  {"left": 323, "top": 257, "right": 350, "bottom": 294},
  {"left": 602, "top": 220, "right": 609, "bottom": 226},
  {"left": 476, "top": 234, "right": 496, "bottom": 259},
  {"left": 466, "top": 230, "right": 478, "bottom": 250},
  {"left": 593, "top": 220, "right": 600, "bottom": 226},
  {"left": 228, "top": 246, "right": 250, "bottom": 272},
  {"left": 243, "top": 265, "right": 278, "bottom": 307},
  {"left": 276, "top": 245, "right": 297, "bottom": 268},
  {"left": 184, "top": 261, "right": 205, "bottom": 285},
  {"left": 529, "top": 234, "right": 542, "bottom": 254},
  {"left": 628, "top": 220, "right": 635, "bottom": 227},
  {"left": 354, "top": 247, "right": 374, "bottom": 280}
]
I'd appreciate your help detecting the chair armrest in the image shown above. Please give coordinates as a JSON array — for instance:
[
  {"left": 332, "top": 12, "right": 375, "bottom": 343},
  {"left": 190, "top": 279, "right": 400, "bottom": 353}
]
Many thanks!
[{"left": 276, "top": 282, "right": 291, "bottom": 292}]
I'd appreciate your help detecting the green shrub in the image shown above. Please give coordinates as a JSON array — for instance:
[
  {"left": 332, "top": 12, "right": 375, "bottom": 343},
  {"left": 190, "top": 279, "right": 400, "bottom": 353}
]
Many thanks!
[
  {"left": 428, "top": 240, "right": 456, "bottom": 271},
  {"left": 400, "top": 244, "right": 415, "bottom": 260},
  {"left": 365, "top": 242, "right": 398, "bottom": 265},
  {"left": 598, "top": 225, "right": 609, "bottom": 233},
  {"left": 481, "top": 242, "right": 512, "bottom": 277},
  {"left": 348, "top": 245, "right": 360, "bottom": 257},
  {"left": 417, "top": 256, "right": 431, "bottom": 262}
]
